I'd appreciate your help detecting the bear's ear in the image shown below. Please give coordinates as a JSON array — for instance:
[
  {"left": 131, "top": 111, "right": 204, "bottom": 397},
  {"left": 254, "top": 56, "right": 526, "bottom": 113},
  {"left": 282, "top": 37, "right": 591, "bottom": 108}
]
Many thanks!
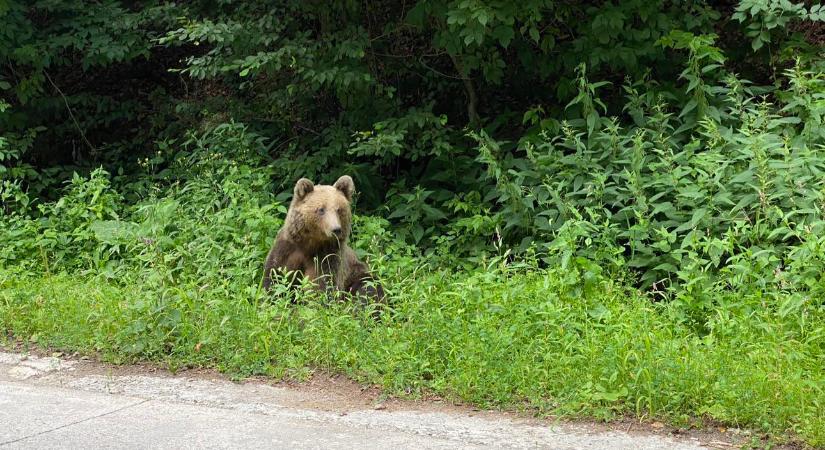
[
  {"left": 293, "top": 178, "right": 314, "bottom": 202},
  {"left": 333, "top": 175, "right": 355, "bottom": 201}
]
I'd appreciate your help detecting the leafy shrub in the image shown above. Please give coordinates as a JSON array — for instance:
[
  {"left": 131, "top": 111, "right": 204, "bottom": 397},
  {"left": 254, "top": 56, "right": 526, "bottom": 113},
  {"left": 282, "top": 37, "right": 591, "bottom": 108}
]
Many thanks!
[
  {"left": 0, "top": 123, "right": 280, "bottom": 283},
  {"left": 470, "top": 36, "right": 825, "bottom": 310}
]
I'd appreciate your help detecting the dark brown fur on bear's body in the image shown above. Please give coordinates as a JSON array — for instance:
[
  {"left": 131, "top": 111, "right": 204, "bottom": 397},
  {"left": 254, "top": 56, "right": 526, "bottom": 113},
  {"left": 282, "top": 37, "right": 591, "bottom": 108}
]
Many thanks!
[{"left": 262, "top": 176, "right": 384, "bottom": 303}]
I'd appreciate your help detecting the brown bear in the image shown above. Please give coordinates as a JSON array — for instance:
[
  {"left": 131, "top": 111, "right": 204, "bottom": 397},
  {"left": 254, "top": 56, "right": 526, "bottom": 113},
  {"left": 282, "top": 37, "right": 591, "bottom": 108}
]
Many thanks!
[{"left": 262, "top": 175, "right": 384, "bottom": 304}]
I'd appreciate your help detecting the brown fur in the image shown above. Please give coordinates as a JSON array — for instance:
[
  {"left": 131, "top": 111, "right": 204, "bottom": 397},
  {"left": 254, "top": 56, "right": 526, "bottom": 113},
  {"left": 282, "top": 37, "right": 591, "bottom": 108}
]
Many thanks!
[{"left": 262, "top": 176, "right": 384, "bottom": 303}]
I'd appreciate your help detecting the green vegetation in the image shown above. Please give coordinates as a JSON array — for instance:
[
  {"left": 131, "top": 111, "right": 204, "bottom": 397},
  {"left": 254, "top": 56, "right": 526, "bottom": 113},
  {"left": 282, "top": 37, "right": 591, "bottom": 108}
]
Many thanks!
[{"left": 2, "top": 1, "right": 824, "bottom": 447}]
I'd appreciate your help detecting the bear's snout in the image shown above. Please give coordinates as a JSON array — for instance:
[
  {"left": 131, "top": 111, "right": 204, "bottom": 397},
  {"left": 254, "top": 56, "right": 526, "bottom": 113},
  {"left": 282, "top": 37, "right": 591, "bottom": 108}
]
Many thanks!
[{"left": 322, "top": 213, "right": 344, "bottom": 239}]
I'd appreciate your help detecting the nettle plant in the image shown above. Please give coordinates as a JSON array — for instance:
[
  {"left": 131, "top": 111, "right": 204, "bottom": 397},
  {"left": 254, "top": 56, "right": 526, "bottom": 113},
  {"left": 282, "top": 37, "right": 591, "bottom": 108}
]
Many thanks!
[{"left": 472, "top": 32, "right": 825, "bottom": 308}]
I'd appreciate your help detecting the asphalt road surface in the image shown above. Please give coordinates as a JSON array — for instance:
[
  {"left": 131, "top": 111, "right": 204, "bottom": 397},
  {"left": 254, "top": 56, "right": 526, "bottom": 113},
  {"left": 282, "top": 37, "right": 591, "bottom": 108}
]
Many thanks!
[{"left": 0, "top": 351, "right": 727, "bottom": 449}]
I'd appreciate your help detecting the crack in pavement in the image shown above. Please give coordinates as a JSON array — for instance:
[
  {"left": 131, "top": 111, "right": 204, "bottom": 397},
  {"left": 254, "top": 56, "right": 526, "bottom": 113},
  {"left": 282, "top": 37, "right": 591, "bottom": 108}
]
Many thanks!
[{"left": 0, "top": 398, "right": 151, "bottom": 447}]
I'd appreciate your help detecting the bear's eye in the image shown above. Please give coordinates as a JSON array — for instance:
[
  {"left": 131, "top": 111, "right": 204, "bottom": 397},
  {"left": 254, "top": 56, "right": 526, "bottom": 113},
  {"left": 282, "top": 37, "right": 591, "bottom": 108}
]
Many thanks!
[{"left": 317, "top": 207, "right": 325, "bottom": 215}]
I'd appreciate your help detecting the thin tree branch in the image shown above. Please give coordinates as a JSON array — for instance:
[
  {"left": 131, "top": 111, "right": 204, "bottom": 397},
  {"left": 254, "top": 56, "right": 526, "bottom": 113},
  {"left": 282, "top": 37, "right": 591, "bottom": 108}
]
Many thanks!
[
  {"left": 417, "top": 56, "right": 466, "bottom": 80},
  {"left": 44, "top": 70, "right": 96, "bottom": 155},
  {"left": 447, "top": 54, "right": 481, "bottom": 129}
]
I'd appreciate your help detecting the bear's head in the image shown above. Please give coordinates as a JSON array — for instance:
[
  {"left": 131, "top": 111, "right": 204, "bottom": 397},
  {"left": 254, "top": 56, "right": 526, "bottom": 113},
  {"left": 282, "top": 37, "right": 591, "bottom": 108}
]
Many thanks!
[{"left": 287, "top": 175, "right": 355, "bottom": 247}]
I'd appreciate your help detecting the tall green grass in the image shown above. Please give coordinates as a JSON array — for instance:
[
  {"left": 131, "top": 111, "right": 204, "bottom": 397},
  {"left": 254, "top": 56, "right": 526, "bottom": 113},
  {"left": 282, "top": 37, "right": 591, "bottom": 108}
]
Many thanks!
[{"left": 2, "top": 261, "right": 823, "bottom": 445}]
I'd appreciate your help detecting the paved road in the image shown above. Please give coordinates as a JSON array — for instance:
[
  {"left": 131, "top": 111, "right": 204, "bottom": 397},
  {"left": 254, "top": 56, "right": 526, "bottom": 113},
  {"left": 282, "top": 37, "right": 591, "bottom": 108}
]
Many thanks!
[{"left": 0, "top": 352, "right": 715, "bottom": 449}]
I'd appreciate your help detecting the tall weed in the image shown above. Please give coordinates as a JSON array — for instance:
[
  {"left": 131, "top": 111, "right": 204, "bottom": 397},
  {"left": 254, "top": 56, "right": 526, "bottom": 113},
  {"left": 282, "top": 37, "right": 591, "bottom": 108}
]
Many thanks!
[{"left": 470, "top": 39, "right": 825, "bottom": 328}]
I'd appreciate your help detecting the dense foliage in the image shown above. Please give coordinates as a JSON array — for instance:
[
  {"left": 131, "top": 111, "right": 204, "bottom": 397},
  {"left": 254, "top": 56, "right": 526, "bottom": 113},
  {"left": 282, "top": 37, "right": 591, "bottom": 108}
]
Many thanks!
[
  {"left": 1, "top": 145, "right": 823, "bottom": 445},
  {"left": 2, "top": 0, "right": 824, "bottom": 446}
]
